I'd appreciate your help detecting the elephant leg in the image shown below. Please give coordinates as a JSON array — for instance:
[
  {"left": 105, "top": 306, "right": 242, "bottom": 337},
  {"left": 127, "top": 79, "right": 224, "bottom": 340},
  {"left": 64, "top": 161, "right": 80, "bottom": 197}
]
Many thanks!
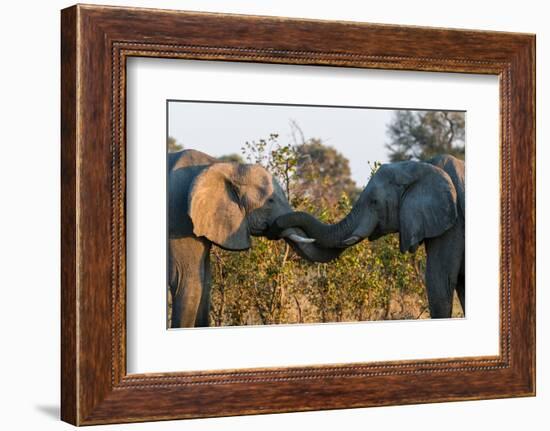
[
  {"left": 424, "top": 259, "right": 454, "bottom": 318},
  {"left": 169, "top": 237, "right": 211, "bottom": 328},
  {"left": 424, "top": 228, "right": 463, "bottom": 318},
  {"left": 456, "top": 259, "right": 466, "bottom": 315},
  {"left": 195, "top": 254, "right": 212, "bottom": 327}
]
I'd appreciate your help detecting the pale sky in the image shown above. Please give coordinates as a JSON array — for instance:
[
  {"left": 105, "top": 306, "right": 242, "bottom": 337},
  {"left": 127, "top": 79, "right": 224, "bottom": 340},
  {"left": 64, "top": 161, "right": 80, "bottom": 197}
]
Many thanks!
[{"left": 168, "top": 101, "right": 394, "bottom": 187}]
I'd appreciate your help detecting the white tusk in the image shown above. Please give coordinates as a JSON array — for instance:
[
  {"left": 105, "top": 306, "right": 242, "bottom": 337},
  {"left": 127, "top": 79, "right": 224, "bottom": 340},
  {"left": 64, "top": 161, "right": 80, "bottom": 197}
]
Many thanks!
[
  {"left": 288, "top": 233, "right": 316, "bottom": 244},
  {"left": 342, "top": 235, "right": 361, "bottom": 246}
]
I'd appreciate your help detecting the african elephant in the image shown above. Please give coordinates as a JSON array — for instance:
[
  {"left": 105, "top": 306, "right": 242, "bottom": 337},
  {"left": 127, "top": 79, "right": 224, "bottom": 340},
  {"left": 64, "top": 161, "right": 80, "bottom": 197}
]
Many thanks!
[
  {"left": 268, "top": 154, "right": 465, "bottom": 318},
  {"left": 168, "top": 149, "right": 342, "bottom": 328}
]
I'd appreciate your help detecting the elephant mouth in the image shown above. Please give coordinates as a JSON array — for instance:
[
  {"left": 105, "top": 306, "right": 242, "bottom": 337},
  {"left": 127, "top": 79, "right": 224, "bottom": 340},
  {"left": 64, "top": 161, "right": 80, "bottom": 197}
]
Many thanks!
[
  {"left": 367, "top": 224, "right": 385, "bottom": 242},
  {"left": 250, "top": 227, "right": 267, "bottom": 236},
  {"left": 368, "top": 233, "right": 380, "bottom": 241},
  {"left": 250, "top": 222, "right": 271, "bottom": 237},
  {"left": 343, "top": 224, "right": 382, "bottom": 245}
]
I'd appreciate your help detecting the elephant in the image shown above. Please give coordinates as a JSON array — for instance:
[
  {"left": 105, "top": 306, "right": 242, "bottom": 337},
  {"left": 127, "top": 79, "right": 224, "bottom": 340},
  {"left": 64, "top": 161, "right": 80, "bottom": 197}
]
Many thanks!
[
  {"left": 168, "top": 149, "right": 342, "bottom": 328},
  {"left": 267, "top": 154, "right": 465, "bottom": 318}
]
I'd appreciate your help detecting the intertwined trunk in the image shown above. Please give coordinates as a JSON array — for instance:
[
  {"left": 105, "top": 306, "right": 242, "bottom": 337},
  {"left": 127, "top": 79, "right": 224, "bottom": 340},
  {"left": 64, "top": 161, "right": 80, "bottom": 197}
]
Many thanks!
[
  {"left": 283, "top": 227, "right": 343, "bottom": 263},
  {"left": 271, "top": 204, "right": 363, "bottom": 249}
]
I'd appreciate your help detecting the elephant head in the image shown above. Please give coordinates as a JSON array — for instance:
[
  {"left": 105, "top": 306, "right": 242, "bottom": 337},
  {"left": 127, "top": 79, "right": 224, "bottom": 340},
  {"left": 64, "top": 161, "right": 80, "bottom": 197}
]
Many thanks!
[
  {"left": 186, "top": 161, "right": 343, "bottom": 261},
  {"left": 268, "top": 159, "right": 459, "bottom": 255}
]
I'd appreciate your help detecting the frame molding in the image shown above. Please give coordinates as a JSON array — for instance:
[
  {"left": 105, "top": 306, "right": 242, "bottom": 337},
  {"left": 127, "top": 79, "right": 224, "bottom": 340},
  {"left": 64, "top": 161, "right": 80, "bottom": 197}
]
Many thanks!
[{"left": 61, "top": 4, "right": 535, "bottom": 425}]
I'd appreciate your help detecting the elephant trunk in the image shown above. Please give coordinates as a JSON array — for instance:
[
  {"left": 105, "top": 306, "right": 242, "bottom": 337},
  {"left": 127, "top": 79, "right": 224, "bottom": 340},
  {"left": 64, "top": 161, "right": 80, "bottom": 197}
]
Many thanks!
[
  {"left": 284, "top": 230, "right": 344, "bottom": 263},
  {"left": 269, "top": 202, "right": 369, "bottom": 249}
]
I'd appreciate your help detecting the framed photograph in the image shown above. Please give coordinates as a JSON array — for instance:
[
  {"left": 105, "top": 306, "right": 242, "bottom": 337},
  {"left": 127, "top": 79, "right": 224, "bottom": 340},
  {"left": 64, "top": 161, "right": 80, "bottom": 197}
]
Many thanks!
[{"left": 61, "top": 4, "right": 535, "bottom": 425}]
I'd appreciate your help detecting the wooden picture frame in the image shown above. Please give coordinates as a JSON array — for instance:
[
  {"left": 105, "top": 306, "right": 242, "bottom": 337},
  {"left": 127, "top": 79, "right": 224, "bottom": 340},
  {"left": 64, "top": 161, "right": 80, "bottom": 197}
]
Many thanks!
[{"left": 61, "top": 4, "right": 535, "bottom": 425}]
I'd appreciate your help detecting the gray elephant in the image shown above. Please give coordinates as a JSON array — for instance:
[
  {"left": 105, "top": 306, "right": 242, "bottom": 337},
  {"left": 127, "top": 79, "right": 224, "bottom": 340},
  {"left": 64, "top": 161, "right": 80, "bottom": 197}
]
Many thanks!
[
  {"left": 268, "top": 154, "right": 465, "bottom": 318},
  {"left": 168, "top": 149, "right": 341, "bottom": 328}
]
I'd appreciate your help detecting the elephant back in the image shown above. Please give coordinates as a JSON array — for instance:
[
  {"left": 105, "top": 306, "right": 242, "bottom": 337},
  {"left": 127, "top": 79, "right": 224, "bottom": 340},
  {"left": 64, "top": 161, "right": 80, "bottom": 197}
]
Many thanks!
[
  {"left": 428, "top": 155, "right": 465, "bottom": 221},
  {"left": 168, "top": 149, "right": 218, "bottom": 172}
]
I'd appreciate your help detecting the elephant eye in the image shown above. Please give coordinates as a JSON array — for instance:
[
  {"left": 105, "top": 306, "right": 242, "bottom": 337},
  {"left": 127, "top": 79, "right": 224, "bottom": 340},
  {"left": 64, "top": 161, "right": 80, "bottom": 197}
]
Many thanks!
[
  {"left": 267, "top": 197, "right": 275, "bottom": 203},
  {"left": 370, "top": 198, "right": 378, "bottom": 205}
]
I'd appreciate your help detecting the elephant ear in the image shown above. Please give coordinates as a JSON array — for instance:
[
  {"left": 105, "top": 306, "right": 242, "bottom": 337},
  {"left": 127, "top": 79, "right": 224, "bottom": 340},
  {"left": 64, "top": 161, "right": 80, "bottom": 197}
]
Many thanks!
[
  {"left": 188, "top": 163, "right": 251, "bottom": 251},
  {"left": 395, "top": 161, "right": 458, "bottom": 253}
]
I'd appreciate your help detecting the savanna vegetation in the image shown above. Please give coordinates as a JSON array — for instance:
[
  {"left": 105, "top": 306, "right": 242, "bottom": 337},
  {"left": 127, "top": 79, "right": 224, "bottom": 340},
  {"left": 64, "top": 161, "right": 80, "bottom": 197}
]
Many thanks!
[{"left": 168, "top": 110, "right": 465, "bottom": 326}]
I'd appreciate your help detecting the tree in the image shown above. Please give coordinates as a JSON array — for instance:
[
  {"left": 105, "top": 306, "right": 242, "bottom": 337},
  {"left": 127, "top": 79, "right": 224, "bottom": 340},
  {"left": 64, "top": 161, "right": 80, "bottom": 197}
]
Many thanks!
[
  {"left": 167, "top": 136, "right": 183, "bottom": 153},
  {"left": 293, "top": 139, "right": 360, "bottom": 213},
  {"left": 239, "top": 127, "right": 359, "bottom": 210},
  {"left": 385, "top": 111, "right": 465, "bottom": 162},
  {"left": 241, "top": 133, "right": 298, "bottom": 199}
]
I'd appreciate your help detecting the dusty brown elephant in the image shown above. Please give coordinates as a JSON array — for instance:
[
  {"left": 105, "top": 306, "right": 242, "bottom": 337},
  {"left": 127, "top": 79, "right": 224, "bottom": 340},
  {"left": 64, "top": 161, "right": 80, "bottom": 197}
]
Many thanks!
[{"left": 168, "top": 149, "right": 342, "bottom": 328}]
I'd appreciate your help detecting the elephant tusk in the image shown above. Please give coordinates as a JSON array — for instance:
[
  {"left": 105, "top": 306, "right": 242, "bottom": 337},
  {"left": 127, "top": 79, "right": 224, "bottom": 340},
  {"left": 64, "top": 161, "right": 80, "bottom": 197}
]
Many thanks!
[
  {"left": 288, "top": 233, "right": 316, "bottom": 244},
  {"left": 342, "top": 235, "right": 361, "bottom": 246}
]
